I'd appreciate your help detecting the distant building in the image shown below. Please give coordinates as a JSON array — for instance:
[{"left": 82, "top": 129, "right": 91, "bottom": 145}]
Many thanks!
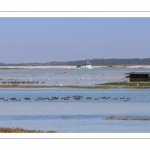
[{"left": 125, "top": 72, "right": 150, "bottom": 82}]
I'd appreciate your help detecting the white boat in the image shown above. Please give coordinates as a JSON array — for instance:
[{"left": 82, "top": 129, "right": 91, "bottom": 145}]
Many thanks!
[{"left": 76, "top": 61, "right": 93, "bottom": 69}]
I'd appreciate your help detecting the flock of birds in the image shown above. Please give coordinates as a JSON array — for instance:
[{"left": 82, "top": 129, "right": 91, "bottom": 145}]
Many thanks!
[
  {"left": 0, "top": 80, "right": 45, "bottom": 84},
  {"left": 0, "top": 76, "right": 102, "bottom": 86},
  {"left": 0, "top": 95, "right": 131, "bottom": 102}
]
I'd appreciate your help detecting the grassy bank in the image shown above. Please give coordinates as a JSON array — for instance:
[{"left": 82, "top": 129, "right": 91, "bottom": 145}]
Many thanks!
[
  {"left": 100, "top": 82, "right": 150, "bottom": 89},
  {"left": 0, "top": 82, "right": 150, "bottom": 89},
  {"left": 0, "top": 85, "right": 111, "bottom": 89},
  {"left": 0, "top": 127, "right": 56, "bottom": 133},
  {"left": 102, "top": 82, "right": 150, "bottom": 86}
]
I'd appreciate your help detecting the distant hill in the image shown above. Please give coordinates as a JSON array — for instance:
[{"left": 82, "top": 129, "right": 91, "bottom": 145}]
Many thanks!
[{"left": 1, "top": 58, "right": 150, "bottom": 66}]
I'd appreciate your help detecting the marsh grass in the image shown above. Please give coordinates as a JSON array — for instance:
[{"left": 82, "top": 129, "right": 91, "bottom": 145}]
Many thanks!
[
  {"left": 105, "top": 116, "right": 150, "bottom": 121},
  {"left": 0, "top": 83, "right": 149, "bottom": 89},
  {"left": 125, "top": 85, "right": 146, "bottom": 89},
  {"left": 102, "top": 82, "right": 150, "bottom": 86},
  {"left": 100, "top": 82, "right": 150, "bottom": 89},
  {"left": 120, "top": 117, "right": 129, "bottom": 120},
  {"left": 0, "top": 85, "right": 111, "bottom": 89},
  {"left": 106, "top": 116, "right": 115, "bottom": 120},
  {"left": 0, "top": 127, "right": 56, "bottom": 133}
]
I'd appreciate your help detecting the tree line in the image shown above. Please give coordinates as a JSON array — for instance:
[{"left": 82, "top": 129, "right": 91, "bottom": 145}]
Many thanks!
[{"left": 1, "top": 58, "right": 150, "bottom": 66}]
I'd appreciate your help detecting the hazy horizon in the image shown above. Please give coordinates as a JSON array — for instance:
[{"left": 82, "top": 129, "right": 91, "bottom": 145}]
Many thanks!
[{"left": 0, "top": 18, "right": 150, "bottom": 63}]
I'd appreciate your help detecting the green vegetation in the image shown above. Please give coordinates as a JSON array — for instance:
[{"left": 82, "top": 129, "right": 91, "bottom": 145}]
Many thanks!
[
  {"left": 0, "top": 127, "right": 56, "bottom": 133},
  {"left": 0, "top": 83, "right": 150, "bottom": 89},
  {"left": 102, "top": 82, "right": 150, "bottom": 86},
  {"left": 100, "top": 82, "right": 150, "bottom": 89},
  {"left": 68, "top": 58, "right": 150, "bottom": 66}
]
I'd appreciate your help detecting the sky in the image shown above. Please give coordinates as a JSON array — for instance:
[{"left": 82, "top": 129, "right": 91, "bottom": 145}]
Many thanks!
[{"left": 0, "top": 18, "right": 150, "bottom": 63}]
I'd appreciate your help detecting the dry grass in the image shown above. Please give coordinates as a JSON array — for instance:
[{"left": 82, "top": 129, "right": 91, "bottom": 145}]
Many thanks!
[{"left": 0, "top": 127, "right": 56, "bottom": 133}]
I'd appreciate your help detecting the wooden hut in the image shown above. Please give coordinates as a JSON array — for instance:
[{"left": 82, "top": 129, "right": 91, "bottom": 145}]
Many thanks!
[{"left": 125, "top": 72, "right": 150, "bottom": 82}]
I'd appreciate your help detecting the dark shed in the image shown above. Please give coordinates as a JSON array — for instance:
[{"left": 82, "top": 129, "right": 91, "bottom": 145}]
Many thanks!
[{"left": 125, "top": 72, "right": 150, "bottom": 82}]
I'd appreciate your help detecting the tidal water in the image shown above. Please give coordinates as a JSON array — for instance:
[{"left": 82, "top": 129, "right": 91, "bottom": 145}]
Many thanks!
[
  {"left": 0, "top": 68, "right": 150, "bottom": 132},
  {"left": 0, "top": 68, "right": 150, "bottom": 86},
  {"left": 0, "top": 88, "right": 150, "bottom": 132}
]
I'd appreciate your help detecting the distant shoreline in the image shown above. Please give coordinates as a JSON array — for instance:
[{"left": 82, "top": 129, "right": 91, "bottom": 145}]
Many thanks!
[
  {"left": 0, "top": 65, "right": 150, "bottom": 69},
  {"left": 0, "top": 83, "right": 150, "bottom": 89}
]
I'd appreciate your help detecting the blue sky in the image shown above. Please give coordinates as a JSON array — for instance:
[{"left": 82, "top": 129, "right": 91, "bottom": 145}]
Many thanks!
[{"left": 0, "top": 18, "right": 150, "bottom": 63}]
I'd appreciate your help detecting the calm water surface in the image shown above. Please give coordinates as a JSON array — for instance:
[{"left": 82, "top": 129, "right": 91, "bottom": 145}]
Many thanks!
[
  {"left": 0, "top": 68, "right": 150, "bottom": 132},
  {"left": 0, "top": 87, "right": 150, "bottom": 132},
  {"left": 0, "top": 68, "right": 150, "bottom": 85}
]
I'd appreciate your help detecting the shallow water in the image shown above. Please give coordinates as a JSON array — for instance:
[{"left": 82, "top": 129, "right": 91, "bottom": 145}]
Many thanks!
[
  {"left": 0, "top": 68, "right": 150, "bottom": 86},
  {"left": 0, "top": 88, "right": 150, "bottom": 132},
  {"left": 0, "top": 88, "right": 150, "bottom": 104},
  {"left": 0, "top": 68, "right": 150, "bottom": 132}
]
